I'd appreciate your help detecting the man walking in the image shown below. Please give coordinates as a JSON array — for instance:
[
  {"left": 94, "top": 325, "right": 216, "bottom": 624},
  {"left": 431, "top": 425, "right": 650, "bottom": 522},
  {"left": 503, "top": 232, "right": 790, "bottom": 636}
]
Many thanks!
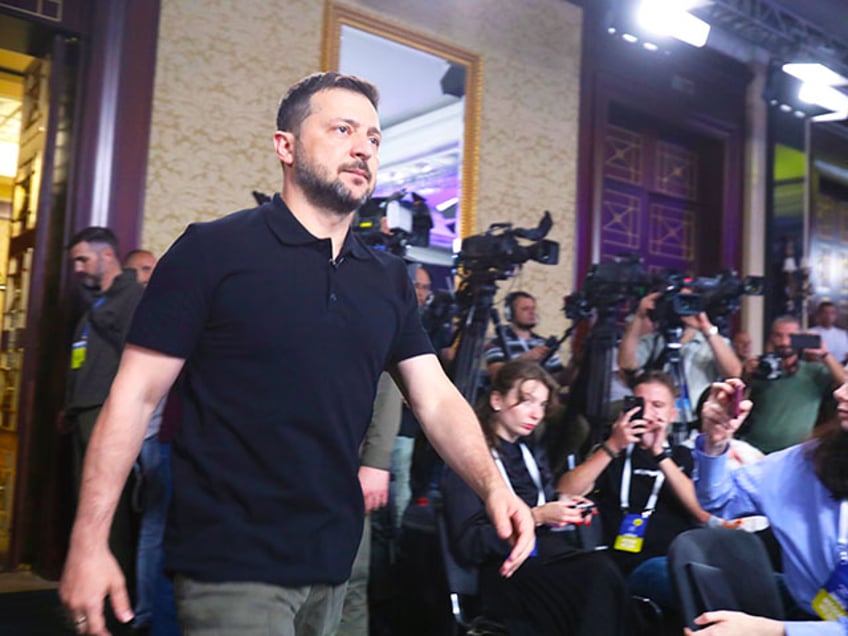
[
  {"left": 59, "top": 72, "right": 533, "bottom": 636},
  {"left": 65, "top": 227, "right": 145, "bottom": 585}
]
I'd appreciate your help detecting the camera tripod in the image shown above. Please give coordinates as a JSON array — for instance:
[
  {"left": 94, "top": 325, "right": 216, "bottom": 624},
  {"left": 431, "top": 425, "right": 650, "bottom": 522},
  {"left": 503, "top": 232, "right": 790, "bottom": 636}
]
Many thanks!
[{"left": 656, "top": 324, "right": 696, "bottom": 447}]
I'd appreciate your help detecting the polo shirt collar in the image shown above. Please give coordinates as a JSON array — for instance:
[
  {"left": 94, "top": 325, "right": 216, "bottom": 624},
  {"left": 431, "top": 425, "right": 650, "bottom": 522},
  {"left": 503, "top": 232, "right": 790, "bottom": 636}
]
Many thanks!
[{"left": 265, "top": 193, "right": 373, "bottom": 261}]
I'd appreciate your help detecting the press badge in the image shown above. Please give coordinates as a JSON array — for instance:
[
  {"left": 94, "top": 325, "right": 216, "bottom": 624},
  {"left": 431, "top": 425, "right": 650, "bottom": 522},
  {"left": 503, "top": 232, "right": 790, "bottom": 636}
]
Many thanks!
[
  {"left": 812, "top": 560, "right": 848, "bottom": 621},
  {"left": 614, "top": 512, "right": 650, "bottom": 553},
  {"left": 71, "top": 340, "right": 87, "bottom": 369}
]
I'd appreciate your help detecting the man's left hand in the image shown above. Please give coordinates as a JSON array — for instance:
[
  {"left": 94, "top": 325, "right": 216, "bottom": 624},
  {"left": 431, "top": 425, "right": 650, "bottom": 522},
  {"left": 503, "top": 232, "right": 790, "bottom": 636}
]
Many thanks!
[
  {"left": 484, "top": 486, "right": 535, "bottom": 578},
  {"left": 358, "top": 466, "right": 390, "bottom": 513}
]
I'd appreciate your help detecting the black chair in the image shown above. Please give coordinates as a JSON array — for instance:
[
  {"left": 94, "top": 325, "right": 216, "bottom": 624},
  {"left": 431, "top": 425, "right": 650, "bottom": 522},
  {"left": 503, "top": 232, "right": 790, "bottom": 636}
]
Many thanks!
[
  {"left": 668, "top": 527, "right": 784, "bottom": 630},
  {"left": 432, "top": 492, "right": 482, "bottom": 632}
]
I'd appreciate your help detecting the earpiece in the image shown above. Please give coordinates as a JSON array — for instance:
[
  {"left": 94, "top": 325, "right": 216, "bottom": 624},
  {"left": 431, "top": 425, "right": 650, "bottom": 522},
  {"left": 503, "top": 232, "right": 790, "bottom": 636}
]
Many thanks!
[{"left": 503, "top": 292, "right": 519, "bottom": 323}]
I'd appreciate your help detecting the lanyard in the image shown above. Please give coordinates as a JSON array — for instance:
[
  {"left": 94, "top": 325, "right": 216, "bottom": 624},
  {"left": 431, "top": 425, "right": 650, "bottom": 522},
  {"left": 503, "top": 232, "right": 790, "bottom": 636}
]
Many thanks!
[
  {"left": 80, "top": 296, "right": 106, "bottom": 340},
  {"left": 838, "top": 500, "right": 848, "bottom": 562},
  {"left": 619, "top": 444, "right": 665, "bottom": 514},
  {"left": 492, "top": 443, "right": 546, "bottom": 507}
]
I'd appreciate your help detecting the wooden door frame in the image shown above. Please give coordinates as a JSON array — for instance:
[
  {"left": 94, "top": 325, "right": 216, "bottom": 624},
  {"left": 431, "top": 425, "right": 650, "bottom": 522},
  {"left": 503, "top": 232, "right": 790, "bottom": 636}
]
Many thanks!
[{"left": 575, "top": 4, "right": 750, "bottom": 286}]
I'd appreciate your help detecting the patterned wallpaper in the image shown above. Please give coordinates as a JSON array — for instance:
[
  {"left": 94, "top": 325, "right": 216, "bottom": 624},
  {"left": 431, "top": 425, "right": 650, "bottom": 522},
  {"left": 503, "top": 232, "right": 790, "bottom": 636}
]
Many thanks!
[{"left": 144, "top": 0, "right": 582, "bottom": 338}]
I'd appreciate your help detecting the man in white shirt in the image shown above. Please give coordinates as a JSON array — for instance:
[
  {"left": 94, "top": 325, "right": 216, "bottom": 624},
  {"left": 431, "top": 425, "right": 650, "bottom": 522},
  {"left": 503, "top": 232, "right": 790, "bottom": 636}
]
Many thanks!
[{"left": 809, "top": 301, "right": 848, "bottom": 364}]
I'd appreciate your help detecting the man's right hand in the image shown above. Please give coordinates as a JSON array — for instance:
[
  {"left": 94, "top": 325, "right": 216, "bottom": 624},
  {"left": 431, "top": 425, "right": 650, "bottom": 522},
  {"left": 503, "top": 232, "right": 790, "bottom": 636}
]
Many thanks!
[
  {"left": 522, "top": 345, "right": 550, "bottom": 362},
  {"left": 608, "top": 406, "right": 646, "bottom": 453},
  {"left": 700, "top": 379, "right": 751, "bottom": 456},
  {"left": 59, "top": 543, "right": 133, "bottom": 635}
]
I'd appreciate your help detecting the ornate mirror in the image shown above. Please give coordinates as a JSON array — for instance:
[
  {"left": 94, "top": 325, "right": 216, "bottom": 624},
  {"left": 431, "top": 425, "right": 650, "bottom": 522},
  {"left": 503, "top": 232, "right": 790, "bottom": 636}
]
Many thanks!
[{"left": 322, "top": 2, "right": 481, "bottom": 257}]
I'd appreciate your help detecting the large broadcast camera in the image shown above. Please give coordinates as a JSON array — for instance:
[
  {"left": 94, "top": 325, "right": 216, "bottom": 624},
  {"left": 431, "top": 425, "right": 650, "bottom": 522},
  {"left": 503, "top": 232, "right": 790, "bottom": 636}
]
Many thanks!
[
  {"left": 565, "top": 253, "right": 763, "bottom": 331},
  {"left": 450, "top": 212, "right": 560, "bottom": 402},
  {"left": 564, "top": 254, "right": 653, "bottom": 320},
  {"left": 649, "top": 270, "right": 765, "bottom": 331},
  {"left": 456, "top": 211, "right": 560, "bottom": 281}
]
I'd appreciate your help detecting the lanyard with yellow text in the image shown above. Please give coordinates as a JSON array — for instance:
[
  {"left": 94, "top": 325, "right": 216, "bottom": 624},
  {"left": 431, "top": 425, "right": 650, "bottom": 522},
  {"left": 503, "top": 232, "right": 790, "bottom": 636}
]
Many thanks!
[
  {"left": 813, "top": 500, "right": 848, "bottom": 621},
  {"left": 614, "top": 444, "right": 665, "bottom": 553},
  {"left": 70, "top": 296, "right": 106, "bottom": 370}
]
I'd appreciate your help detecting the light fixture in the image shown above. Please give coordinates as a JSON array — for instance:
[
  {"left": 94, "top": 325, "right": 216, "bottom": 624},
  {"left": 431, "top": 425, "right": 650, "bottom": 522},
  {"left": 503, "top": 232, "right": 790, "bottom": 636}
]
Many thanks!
[
  {"left": 782, "top": 63, "right": 848, "bottom": 88},
  {"left": 798, "top": 82, "right": 848, "bottom": 114},
  {"left": 636, "top": 0, "right": 711, "bottom": 48}
]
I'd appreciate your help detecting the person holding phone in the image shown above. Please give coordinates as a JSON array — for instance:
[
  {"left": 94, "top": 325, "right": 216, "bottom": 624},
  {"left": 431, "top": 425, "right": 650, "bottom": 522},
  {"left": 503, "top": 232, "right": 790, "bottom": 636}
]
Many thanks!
[
  {"left": 557, "top": 370, "right": 711, "bottom": 613},
  {"left": 689, "top": 378, "right": 848, "bottom": 635},
  {"left": 441, "top": 360, "right": 636, "bottom": 635},
  {"left": 742, "top": 315, "right": 846, "bottom": 454},
  {"left": 810, "top": 301, "right": 848, "bottom": 365}
]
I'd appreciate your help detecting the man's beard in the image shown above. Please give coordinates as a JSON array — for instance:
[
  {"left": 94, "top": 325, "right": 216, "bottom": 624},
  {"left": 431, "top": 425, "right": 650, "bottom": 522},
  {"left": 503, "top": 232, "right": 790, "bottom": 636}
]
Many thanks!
[
  {"left": 294, "top": 140, "right": 373, "bottom": 215},
  {"left": 775, "top": 345, "right": 795, "bottom": 359},
  {"left": 514, "top": 319, "right": 536, "bottom": 331}
]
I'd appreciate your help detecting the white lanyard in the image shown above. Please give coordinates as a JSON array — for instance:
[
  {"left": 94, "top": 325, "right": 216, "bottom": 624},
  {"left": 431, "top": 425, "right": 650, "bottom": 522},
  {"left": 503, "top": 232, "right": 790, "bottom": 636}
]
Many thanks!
[
  {"left": 492, "top": 443, "right": 546, "bottom": 507},
  {"left": 619, "top": 444, "right": 665, "bottom": 514},
  {"left": 838, "top": 500, "right": 848, "bottom": 561}
]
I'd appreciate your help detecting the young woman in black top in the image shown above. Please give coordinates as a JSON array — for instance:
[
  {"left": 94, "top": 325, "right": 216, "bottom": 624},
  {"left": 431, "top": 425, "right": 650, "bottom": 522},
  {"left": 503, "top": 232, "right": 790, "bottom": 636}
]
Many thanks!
[{"left": 442, "top": 359, "right": 638, "bottom": 635}]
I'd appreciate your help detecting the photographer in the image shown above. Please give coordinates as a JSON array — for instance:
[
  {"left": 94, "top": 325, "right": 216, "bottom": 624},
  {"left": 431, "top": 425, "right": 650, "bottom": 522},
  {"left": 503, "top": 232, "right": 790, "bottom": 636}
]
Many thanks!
[
  {"left": 618, "top": 291, "right": 742, "bottom": 414},
  {"left": 485, "top": 291, "right": 568, "bottom": 384},
  {"left": 742, "top": 315, "right": 845, "bottom": 454}
]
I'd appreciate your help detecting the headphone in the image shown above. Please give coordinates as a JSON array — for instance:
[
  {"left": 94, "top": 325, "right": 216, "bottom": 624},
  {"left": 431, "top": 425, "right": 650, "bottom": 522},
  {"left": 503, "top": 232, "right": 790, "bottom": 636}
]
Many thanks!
[{"left": 503, "top": 292, "right": 530, "bottom": 323}]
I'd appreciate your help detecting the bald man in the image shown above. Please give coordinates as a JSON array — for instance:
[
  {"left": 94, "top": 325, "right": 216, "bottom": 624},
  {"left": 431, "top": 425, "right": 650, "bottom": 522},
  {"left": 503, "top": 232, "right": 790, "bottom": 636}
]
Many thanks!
[{"left": 125, "top": 249, "right": 157, "bottom": 286}]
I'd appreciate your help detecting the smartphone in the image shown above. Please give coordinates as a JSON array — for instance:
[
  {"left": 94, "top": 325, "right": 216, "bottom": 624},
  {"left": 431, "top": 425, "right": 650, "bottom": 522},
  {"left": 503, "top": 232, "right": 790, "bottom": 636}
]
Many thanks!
[
  {"left": 622, "top": 395, "right": 645, "bottom": 421},
  {"left": 570, "top": 501, "right": 596, "bottom": 517},
  {"left": 790, "top": 333, "right": 821, "bottom": 352},
  {"left": 732, "top": 384, "right": 743, "bottom": 418}
]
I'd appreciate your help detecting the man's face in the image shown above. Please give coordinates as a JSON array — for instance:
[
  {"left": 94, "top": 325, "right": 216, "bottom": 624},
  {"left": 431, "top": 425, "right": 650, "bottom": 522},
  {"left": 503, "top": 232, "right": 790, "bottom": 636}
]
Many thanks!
[
  {"left": 634, "top": 381, "right": 677, "bottom": 448},
  {"left": 69, "top": 241, "right": 106, "bottom": 290},
  {"left": 414, "top": 267, "right": 431, "bottom": 307},
  {"left": 511, "top": 297, "right": 538, "bottom": 330},
  {"left": 125, "top": 252, "right": 157, "bottom": 286},
  {"left": 732, "top": 332, "right": 752, "bottom": 359},
  {"left": 819, "top": 306, "right": 838, "bottom": 328},
  {"left": 291, "top": 88, "right": 381, "bottom": 216},
  {"left": 770, "top": 320, "right": 800, "bottom": 359}
]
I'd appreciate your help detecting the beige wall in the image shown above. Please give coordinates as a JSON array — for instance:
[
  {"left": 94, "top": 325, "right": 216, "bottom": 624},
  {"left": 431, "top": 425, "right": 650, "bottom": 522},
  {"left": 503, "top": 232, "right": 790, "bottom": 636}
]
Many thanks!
[{"left": 144, "top": 0, "right": 582, "bottom": 336}]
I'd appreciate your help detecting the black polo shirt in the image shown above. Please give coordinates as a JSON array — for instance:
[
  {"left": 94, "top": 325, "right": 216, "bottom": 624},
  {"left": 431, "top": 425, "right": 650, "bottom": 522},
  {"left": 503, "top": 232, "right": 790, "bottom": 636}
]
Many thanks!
[{"left": 127, "top": 194, "right": 433, "bottom": 586}]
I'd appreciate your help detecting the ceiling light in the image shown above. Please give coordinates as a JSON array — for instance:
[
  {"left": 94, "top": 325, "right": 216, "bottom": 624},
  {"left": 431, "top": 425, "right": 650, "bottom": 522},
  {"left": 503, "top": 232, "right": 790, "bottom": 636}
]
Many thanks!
[
  {"left": 782, "top": 63, "right": 848, "bottom": 87},
  {"left": 622, "top": 33, "right": 639, "bottom": 43},
  {"left": 637, "top": 0, "right": 710, "bottom": 48},
  {"left": 643, "top": 42, "right": 659, "bottom": 51},
  {"left": 798, "top": 82, "right": 848, "bottom": 113}
]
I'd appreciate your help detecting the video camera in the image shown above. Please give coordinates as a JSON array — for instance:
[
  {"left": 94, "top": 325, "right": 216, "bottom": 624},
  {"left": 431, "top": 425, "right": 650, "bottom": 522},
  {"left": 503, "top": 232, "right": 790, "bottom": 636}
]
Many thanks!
[
  {"left": 564, "top": 254, "right": 764, "bottom": 331},
  {"left": 649, "top": 270, "right": 765, "bottom": 330},
  {"left": 455, "top": 211, "right": 560, "bottom": 280},
  {"left": 564, "top": 253, "right": 653, "bottom": 320},
  {"left": 353, "top": 190, "right": 434, "bottom": 256}
]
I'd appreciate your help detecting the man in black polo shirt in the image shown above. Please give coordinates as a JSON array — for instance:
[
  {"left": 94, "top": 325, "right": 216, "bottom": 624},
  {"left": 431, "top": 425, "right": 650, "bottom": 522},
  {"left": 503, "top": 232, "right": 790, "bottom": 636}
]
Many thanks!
[{"left": 59, "top": 72, "right": 534, "bottom": 636}]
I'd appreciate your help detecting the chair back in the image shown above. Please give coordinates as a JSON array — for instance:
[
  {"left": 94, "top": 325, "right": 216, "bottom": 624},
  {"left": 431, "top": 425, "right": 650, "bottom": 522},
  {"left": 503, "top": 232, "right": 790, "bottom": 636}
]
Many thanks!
[
  {"left": 668, "top": 527, "right": 784, "bottom": 630},
  {"left": 432, "top": 492, "right": 479, "bottom": 628}
]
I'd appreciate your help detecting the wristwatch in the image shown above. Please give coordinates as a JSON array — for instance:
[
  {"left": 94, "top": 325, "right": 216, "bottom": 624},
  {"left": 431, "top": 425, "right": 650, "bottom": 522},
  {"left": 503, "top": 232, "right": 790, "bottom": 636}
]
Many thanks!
[
  {"left": 653, "top": 444, "right": 673, "bottom": 463},
  {"left": 704, "top": 325, "right": 719, "bottom": 338}
]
